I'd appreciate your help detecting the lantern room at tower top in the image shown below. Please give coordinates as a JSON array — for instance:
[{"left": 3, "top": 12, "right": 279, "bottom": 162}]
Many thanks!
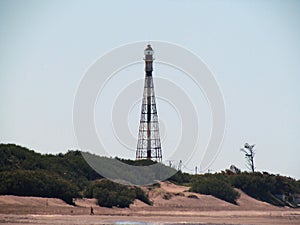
[{"left": 144, "top": 44, "right": 154, "bottom": 74}]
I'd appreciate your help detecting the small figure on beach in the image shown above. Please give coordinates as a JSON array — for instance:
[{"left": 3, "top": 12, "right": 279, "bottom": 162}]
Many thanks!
[{"left": 90, "top": 206, "right": 94, "bottom": 215}]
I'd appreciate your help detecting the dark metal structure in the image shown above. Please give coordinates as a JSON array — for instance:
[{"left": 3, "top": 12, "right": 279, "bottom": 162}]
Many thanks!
[{"left": 136, "top": 44, "right": 162, "bottom": 161}]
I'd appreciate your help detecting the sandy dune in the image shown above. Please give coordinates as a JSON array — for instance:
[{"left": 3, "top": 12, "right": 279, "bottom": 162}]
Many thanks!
[{"left": 0, "top": 181, "right": 299, "bottom": 224}]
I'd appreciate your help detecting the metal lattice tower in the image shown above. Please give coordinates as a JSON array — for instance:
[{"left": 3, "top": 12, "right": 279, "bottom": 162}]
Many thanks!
[{"left": 136, "top": 44, "right": 162, "bottom": 161}]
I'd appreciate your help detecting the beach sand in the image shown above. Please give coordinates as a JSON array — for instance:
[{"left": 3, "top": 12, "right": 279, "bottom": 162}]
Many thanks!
[{"left": 0, "top": 182, "right": 299, "bottom": 225}]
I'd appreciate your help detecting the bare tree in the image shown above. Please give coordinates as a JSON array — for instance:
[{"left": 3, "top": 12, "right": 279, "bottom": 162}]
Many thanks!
[{"left": 240, "top": 143, "right": 255, "bottom": 172}]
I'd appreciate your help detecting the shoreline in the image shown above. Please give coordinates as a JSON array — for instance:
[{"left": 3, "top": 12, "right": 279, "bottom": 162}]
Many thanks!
[{"left": 1, "top": 210, "right": 300, "bottom": 225}]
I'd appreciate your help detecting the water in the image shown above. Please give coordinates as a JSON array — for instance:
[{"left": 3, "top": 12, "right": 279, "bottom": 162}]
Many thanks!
[{"left": 114, "top": 222, "right": 237, "bottom": 225}]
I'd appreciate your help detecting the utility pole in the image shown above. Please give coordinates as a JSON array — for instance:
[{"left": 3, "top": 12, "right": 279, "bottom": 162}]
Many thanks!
[{"left": 178, "top": 160, "right": 182, "bottom": 171}]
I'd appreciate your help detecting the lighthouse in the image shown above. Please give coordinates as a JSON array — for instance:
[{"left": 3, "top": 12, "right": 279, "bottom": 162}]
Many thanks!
[{"left": 136, "top": 44, "right": 162, "bottom": 161}]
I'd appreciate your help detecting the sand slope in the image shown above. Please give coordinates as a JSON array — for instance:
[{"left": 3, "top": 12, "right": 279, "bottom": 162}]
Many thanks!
[{"left": 0, "top": 181, "right": 299, "bottom": 224}]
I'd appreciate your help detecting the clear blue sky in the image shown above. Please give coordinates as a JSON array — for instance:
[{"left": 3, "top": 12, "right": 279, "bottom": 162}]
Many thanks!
[{"left": 1, "top": 0, "right": 300, "bottom": 179}]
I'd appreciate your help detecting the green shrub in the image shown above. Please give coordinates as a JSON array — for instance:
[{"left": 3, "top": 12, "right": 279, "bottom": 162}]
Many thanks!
[
  {"left": 190, "top": 177, "right": 239, "bottom": 204},
  {"left": 230, "top": 172, "right": 299, "bottom": 207},
  {"left": 187, "top": 194, "right": 198, "bottom": 199},
  {"left": 0, "top": 144, "right": 102, "bottom": 191},
  {"left": 0, "top": 170, "right": 79, "bottom": 205},
  {"left": 168, "top": 171, "right": 192, "bottom": 185},
  {"left": 134, "top": 187, "right": 152, "bottom": 205},
  {"left": 162, "top": 192, "right": 173, "bottom": 200},
  {"left": 84, "top": 179, "right": 151, "bottom": 208}
]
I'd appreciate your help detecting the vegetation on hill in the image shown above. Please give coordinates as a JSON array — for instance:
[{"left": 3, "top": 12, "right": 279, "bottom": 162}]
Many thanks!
[
  {"left": 84, "top": 179, "right": 151, "bottom": 207},
  {"left": 0, "top": 144, "right": 151, "bottom": 206},
  {"left": 168, "top": 170, "right": 300, "bottom": 207},
  {"left": 0, "top": 144, "right": 299, "bottom": 208},
  {"left": 190, "top": 175, "right": 240, "bottom": 204},
  {"left": 0, "top": 170, "right": 79, "bottom": 205},
  {"left": 0, "top": 144, "right": 102, "bottom": 189},
  {"left": 230, "top": 172, "right": 299, "bottom": 206}
]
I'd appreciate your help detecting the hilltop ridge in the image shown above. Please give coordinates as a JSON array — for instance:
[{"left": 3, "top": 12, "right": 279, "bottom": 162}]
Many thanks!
[{"left": 0, "top": 143, "right": 299, "bottom": 208}]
